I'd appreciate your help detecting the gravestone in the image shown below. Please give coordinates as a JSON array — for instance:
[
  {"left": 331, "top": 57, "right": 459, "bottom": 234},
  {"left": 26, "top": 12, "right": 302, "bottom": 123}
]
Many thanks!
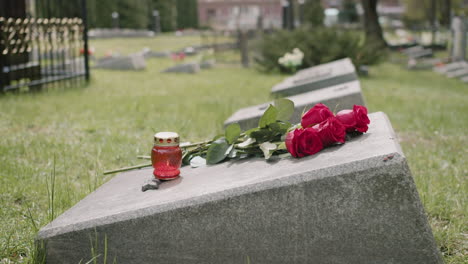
[
  {"left": 451, "top": 16, "right": 467, "bottom": 62},
  {"left": 402, "top": 45, "right": 424, "bottom": 56},
  {"left": 141, "top": 48, "right": 171, "bottom": 59},
  {"left": 434, "top": 61, "right": 468, "bottom": 74},
  {"left": 162, "top": 62, "right": 200, "bottom": 74},
  {"left": 226, "top": 80, "right": 365, "bottom": 130},
  {"left": 461, "top": 76, "right": 468, "bottom": 83},
  {"left": 200, "top": 60, "right": 215, "bottom": 69},
  {"left": 94, "top": 54, "right": 146, "bottom": 71},
  {"left": 38, "top": 112, "right": 442, "bottom": 264},
  {"left": 402, "top": 45, "right": 433, "bottom": 59},
  {"left": 408, "top": 48, "right": 433, "bottom": 59},
  {"left": 271, "top": 58, "right": 358, "bottom": 97},
  {"left": 446, "top": 66, "right": 468, "bottom": 78},
  {"left": 88, "top": 28, "right": 154, "bottom": 39},
  {"left": 407, "top": 58, "right": 443, "bottom": 70}
]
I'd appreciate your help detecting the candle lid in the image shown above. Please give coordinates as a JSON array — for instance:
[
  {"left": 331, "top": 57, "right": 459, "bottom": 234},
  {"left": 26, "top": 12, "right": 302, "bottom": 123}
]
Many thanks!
[{"left": 154, "top": 132, "right": 179, "bottom": 147}]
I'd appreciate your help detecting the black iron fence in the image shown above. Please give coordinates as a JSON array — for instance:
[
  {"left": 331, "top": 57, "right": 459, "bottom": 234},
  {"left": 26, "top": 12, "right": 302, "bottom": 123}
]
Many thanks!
[{"left": 0, "top": 0, "right": 89, "bottom": 93}]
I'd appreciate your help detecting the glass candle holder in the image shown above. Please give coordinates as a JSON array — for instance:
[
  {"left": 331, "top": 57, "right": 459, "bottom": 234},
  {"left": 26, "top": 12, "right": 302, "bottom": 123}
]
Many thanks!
[{"left": 151, "top": 132, "right": 182, "bottom": 180}]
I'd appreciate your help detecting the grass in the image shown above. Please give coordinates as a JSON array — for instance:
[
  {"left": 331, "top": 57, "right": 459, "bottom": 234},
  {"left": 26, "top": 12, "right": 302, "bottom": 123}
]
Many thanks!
[{"left": 0, "top": 35, "right": 466, "bottom": 263}]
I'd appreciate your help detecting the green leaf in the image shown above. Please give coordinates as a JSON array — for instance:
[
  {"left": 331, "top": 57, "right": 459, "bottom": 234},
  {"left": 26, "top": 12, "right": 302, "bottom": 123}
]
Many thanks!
[
  {"left": 212, "top": 133, "right": 224, "bottom": 141},
  {"left": 237, "top": 137, "right": 256, "bottom": 148},
  {"left": 245, "top": 127, "right": 260, "bottom": 136},
  {"left": 258, "top": 104, "right": 278, "bottom": 128},
  {"left": 206, "top": 137, "right": 230, "bottom": 164},
  {"left": 259, "top": 142, "right": 277, "bottom": 160},
  {"left": 277, "top": 142, "right": 287, "bottom": 150},
  {"left": 225, "top": 123, "right": 241, "bottom": 144},
  {"left": 182, "top": 152, "right": 193, "bottom": 166},
  {"left": 274, "top": 98, "right": 295, "bottom": 121},
  {"left": 228, "top": 148, "right": 238, "bottom": 158},
  {"left": 250, "top": 128, "right": 276, "bottom": 143},
  {"left": 268, "top": 121, "right": 292, "bottom": 135}
]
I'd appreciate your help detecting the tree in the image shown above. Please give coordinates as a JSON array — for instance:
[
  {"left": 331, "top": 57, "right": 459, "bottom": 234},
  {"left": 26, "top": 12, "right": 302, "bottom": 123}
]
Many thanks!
[
  {"left": 176, "top": 0, "right": 198, "bottom": 29},
  {"left": 339, "top": 0, "right": 359, "bottom": 23},
  {"left": 151, "top": 0, "right": 177, "bottom": 32},
  {"left": 117, "top": 0, "right": 149, "bottom": 29},
  {"left": 361, "top": 0, "right": 386, "bottom": 47},
  {"left": 303, "top": 0, "right": 324, "bottom": 27},
  {"left": 402, "top": 0, "right": 467, "bottom": 28}
]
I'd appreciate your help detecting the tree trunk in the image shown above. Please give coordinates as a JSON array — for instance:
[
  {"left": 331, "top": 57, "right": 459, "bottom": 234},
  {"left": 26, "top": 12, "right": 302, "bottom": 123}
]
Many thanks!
[
  {"left": 361, "top": 0, "right": 386, "bottom": 47},
  {"left": 441, "top": 0, "right": 451, "bottom": 27}
]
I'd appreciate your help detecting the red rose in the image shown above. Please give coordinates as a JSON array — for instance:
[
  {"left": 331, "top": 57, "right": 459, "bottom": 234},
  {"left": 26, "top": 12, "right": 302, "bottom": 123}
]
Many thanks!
[
  {"left": 336, "top": 105, "right": 370, "bottom": 133},
  {"left": 312, "top": 116, "right": 346, "bottom": 146},
  {"left": 301, "top": 103, "right": 334, "bottom": 128},
  {"left": 285, "top": 128, "right": 323, "bottom": 158}
]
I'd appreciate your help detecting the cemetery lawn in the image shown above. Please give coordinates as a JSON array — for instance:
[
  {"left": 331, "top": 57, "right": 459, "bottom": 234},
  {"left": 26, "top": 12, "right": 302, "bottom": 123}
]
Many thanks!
[{"left": 0, "top": 36, "right": 466, "bottom": 263}]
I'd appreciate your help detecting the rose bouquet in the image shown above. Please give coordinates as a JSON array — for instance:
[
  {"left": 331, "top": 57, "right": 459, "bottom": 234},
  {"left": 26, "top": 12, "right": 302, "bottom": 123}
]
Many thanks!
[
  {"left": 278, "top": 48, "right": 304, "bottom": 73},
  {"left": 179, "top": 100, "right": 369, "bottom": 167},
  {"left": 104, "top": 100, "right": 370, "bottom": 174}
]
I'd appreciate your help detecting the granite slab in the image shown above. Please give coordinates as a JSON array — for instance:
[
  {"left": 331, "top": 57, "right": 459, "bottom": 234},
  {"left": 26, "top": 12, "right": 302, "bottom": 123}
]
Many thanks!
[
  {"left": 271, "top": 58, "right": 358, "bottom": 97},
  {"left": 94, "top": 54, "right": 146, "bottom": 71},
  {"left": 38, "top": 112, "right": 441, "bottom": 264},
  {"left": 226, "top": 80, "right": 365, "bottom": 130},
  {"left": 162, "top": 62, "right": 200, "bottom": 74}
]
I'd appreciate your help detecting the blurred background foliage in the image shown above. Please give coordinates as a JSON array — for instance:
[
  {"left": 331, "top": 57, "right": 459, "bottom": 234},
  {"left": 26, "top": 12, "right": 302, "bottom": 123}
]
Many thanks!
[{"left": 255, "top": 27, "right": 385, "bottom": 73}]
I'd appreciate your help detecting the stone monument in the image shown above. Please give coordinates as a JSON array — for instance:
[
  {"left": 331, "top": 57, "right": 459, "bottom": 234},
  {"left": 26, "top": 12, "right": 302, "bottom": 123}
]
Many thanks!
[
  {"left": 38, "top": 112, "right": 442, "bottom": 264},
  {"left": 225, "top": 80, "right": 365, "bottom": 130},
  {"left": 451, "top": 16, "right": 467, "bottom": 62},
  {"left": 271, "top": 58, "right": 358, "bottom": 97}
]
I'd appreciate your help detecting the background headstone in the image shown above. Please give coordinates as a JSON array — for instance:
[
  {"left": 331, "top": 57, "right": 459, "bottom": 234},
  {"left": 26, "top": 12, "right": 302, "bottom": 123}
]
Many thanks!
[
  {"left": 88, "top": 29, "right": 155, "bottom": 39},
  {"left": 434, "top": 61, "right": 468, "bottom": 74},
  {"left": 446, "top": 67, "right": 468, "bottom": 78},
  {"left": 94, "top": 54, "right": 146, "bottom": 71},
  {"left": 271, "top": 58, "right": 358, "bottom": 97},
  {"left": 226, "top": 80, "right": 365, "bottom": 130},
  {"left": 38, "top": 112, "right": 442, "bottom": 264},
  {"left": 140, "top": 48, "right": 171, "bottom": 59},
  {"left": 451, "top": 16, "right": 467, "bottom": 62},
  {"left": 162, "top": 62, "right": 200, "bottom": 74},
  {"left": 200, "top": 60, "right": 215, "bottom": 69}
]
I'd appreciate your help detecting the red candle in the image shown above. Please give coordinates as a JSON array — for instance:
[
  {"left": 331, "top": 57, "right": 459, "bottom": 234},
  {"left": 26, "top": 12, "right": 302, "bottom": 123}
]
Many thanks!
[{"left": 151, "top": 132, "right": 182, "bottom": 180}]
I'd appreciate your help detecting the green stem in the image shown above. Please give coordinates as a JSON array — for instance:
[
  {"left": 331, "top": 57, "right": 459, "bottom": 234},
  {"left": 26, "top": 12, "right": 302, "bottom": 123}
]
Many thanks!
[
  {"left": 103, "top": 163, "right": 152, "bottom": 175},
  {"left": 180, "top": 140, "right": 212, "bottom": 149}
]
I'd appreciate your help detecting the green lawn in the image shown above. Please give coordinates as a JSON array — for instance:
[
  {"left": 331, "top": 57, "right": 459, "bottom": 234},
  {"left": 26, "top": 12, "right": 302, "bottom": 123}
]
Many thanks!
[{"left": 0, "top": 35, "right": 466, "bottom": 263}]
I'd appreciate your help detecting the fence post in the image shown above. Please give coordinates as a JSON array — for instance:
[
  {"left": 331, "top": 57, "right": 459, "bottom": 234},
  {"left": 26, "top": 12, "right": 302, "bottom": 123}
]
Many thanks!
[{"left": 81, "top": 0, "right": 90, "bottom": 82}]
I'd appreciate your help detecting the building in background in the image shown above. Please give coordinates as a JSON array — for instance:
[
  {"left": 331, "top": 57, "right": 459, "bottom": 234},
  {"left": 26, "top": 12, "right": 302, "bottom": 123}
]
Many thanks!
[
  {"left": 198, "top": 0, "right": 282, "bottom": 30},
  {"left": 321, "top": 0, "right": 404, "bottom": 27}
]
